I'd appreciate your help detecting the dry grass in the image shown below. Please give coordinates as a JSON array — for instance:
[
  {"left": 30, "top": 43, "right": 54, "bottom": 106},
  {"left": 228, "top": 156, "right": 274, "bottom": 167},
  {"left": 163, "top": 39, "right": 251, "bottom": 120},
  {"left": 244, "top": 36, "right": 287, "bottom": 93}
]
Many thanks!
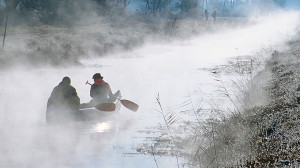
[
  {"left": 193, "top": 38, "right": 300, "bottom": 167},
  {"left": 137, "top": 37, "right": 300, "bottom": 167},
  {"left": 0, "top": 15, "right": 248, "bottom": 69}
]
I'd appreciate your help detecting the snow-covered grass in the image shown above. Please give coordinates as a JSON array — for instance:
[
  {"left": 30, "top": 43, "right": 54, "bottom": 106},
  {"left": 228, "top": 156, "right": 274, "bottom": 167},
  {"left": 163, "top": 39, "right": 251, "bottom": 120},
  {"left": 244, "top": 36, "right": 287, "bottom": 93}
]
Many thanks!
[
  {"left": 138, "top": 35, "right": 300, "bottom": 167},
  {"left": 196, "top": 39, "right": 300, "bottom": 167},
  {"left": 138, "top": 55, "right": 268, "bottom": 167}
]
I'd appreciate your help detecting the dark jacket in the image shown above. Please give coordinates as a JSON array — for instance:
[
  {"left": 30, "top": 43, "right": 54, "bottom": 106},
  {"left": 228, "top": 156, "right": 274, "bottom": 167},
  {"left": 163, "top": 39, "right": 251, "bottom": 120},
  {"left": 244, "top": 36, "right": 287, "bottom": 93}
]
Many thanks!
[
  {"left": 47, "top": 82, "right": 80, "bottom": 111},
  {"left": 90, "top": 82, "right": 114, "bottom": 101}
]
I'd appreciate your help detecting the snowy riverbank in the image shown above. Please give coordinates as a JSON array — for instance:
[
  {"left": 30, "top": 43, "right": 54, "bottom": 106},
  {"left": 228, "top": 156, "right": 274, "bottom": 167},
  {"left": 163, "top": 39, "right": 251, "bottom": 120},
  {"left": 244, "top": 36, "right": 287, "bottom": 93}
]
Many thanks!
[{"left": 189, "top": 30, "right": 300, "bottom": 167}]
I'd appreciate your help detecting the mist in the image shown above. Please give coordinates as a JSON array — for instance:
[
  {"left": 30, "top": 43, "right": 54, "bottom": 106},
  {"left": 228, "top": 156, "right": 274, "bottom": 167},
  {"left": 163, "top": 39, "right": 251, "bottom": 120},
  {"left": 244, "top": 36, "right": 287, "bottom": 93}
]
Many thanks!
[{"left": 0, "top": 1, "right": 300, "bottom": 167}]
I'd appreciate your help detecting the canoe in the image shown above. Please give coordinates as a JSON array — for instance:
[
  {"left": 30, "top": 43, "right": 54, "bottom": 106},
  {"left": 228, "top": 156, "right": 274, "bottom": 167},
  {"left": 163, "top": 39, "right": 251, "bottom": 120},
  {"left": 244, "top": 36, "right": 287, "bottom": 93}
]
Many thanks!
[{"left": 46, "top": 91, "right": 122, "bottom": 124}]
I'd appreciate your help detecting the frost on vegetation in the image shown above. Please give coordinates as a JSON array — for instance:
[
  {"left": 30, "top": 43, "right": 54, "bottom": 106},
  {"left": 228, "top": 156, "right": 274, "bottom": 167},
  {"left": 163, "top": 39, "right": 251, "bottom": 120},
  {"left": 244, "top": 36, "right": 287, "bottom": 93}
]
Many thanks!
[
  {"left": 141, "top": 43, "right": 300, "bottom": 167},
  {"left": 135, "top": 56, "right": 268, "bottom": 167},
  {"left": 193, "top": 45, "right": 300, "bottom": 167}
]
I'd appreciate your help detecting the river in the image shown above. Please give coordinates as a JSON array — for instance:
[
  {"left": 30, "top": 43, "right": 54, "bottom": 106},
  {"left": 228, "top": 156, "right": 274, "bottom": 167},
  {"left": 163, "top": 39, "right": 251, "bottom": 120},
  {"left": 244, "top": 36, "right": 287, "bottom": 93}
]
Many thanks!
[{"left": 0, "top": 11, "right": 299, "bottom": 168}]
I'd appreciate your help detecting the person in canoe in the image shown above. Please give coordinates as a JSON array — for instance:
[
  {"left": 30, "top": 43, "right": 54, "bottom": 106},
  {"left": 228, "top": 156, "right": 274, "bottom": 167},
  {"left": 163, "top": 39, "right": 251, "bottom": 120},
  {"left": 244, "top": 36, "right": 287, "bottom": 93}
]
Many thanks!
[
  {"left": 46, "top": 76, "right": 80, "bottom": 123},
  {"left": 80, "top": 73, "right": 119, "bottom": 110},
  {"left": 81, "top": 73, "right": 140, "bottom": 112},
  {"left": 89, "top": 73, "right": 117, "bottom": 105}
]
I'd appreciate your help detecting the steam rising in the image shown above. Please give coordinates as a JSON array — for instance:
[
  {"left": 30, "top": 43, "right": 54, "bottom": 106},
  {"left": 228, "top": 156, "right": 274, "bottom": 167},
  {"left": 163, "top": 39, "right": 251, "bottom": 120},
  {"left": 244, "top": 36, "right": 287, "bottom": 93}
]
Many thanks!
[{"left": 0, "top": 2, "right": 299, "bottom": 167}]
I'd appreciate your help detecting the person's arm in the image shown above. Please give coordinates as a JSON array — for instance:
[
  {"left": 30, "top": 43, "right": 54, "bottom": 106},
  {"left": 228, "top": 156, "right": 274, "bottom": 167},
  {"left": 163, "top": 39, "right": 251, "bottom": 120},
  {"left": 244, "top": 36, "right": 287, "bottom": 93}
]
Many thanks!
[
  {"left": 107, "top": 83, "right": 114, "bottom": 98},
  {"left": 69, "top": 87, "right": 80, "bottom": 110}
]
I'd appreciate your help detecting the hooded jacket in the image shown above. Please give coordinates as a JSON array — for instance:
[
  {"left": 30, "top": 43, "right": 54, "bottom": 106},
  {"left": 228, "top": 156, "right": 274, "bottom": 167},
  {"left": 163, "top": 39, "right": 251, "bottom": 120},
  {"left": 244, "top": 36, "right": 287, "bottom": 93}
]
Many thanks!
[{"left": 47, "top": 81, "right": 80, "bottom": 111}]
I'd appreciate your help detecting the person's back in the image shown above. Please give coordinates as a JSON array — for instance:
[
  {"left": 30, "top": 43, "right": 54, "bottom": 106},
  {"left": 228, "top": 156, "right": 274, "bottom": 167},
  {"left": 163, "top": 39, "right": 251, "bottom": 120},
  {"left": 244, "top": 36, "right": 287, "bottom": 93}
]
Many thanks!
[
  {"left": 91, "top": 82, "right": 112, "bottom": 100},
  {"left": 46, "top": 77, "right": 80, "bottom": 123},
  {"left": 89, "top": 73, "right": 115, "bottom": 105}
]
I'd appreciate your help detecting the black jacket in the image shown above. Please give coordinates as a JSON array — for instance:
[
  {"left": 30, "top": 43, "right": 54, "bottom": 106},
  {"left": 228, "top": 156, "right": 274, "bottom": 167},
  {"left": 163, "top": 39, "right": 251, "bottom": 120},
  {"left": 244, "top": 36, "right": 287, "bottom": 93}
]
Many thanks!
[{"left": 47, "top": 82, "right": 80, "bottom": 111}]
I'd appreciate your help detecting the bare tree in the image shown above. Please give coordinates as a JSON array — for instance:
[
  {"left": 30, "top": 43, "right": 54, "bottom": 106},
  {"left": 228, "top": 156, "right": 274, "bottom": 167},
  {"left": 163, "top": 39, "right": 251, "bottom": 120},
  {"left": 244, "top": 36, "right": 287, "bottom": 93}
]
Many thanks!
[
  {"left": 223, "top": 0, "right": 234, "bottom": 8},
  {"left": 142, "top": 0, "right": 171, "bottom": 14}
]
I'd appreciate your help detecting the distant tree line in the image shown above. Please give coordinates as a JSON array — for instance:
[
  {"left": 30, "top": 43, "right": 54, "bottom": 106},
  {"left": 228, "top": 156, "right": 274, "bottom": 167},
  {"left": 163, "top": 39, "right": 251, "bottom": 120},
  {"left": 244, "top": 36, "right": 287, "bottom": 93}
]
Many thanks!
[
  {"left": 2, "top": 0, "right": 204, "bottom": 18},
  {"left": 0, "top": 0, "right": 286, "bottom": 25},
  {"left": 1, "top": 0, "right": 131, "bottom": 25},
  {"left": 140, "top": 0, "right": 206, "bottom": 15}
]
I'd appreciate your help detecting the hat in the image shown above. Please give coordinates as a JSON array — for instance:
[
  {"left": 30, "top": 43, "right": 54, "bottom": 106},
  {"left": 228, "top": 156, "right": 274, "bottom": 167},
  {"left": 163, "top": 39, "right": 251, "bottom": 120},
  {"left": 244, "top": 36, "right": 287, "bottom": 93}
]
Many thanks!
[
  {"left": 62, "top": 76, "right": 71, "bottom": 85},
  {"left": 92, "top": 73, "right": 103, "bottom": 79}
]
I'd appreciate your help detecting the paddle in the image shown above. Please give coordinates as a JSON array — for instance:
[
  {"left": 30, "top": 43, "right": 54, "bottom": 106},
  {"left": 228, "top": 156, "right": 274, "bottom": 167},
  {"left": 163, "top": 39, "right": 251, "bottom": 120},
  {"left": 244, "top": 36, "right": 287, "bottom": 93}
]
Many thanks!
[
  {"left": 95, "top": 103, "right": 116, "bottom": 111},
  {"left": 86, "top": 81, "right": 139, "bottom": 112},
  {"left": 80, "top": 102, "right": 116, "bottom": 112},
  {"left": 116, "top": 98, "right": 139, "bottom": 112}
]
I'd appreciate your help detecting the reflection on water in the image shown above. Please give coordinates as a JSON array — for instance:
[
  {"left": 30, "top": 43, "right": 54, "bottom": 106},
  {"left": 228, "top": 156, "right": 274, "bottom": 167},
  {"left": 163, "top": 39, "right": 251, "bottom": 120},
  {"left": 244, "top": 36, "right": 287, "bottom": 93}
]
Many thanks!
[{"left": 92, "top": 122, "right": 111, "bottom": 133}]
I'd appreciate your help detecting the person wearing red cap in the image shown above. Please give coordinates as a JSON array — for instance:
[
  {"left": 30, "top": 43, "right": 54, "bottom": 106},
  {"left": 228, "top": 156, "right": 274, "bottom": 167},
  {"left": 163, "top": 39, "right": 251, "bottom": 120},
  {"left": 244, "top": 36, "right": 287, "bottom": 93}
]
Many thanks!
[{"left": 89, "top": 73, "right": 115, "bottom": 106}]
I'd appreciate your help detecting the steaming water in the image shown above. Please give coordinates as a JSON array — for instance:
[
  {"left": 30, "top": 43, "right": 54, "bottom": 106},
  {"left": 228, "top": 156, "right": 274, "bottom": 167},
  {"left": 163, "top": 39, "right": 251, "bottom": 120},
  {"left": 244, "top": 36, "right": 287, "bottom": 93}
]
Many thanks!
[{"left": 0, "top": 11, "right": 299, "bottom": 167}]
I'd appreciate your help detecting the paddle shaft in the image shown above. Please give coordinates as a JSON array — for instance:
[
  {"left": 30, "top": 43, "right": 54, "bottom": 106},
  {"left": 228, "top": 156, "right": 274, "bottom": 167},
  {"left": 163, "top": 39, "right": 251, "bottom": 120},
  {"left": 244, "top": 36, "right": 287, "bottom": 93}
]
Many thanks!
[{"left": 86, "top": 81, "right": 92, "bottom": 85}]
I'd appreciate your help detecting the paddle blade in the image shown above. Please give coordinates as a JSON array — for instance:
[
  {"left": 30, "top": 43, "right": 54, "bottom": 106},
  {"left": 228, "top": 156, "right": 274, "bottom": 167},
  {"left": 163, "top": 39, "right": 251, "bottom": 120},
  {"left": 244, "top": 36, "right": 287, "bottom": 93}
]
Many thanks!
[
  {"left": 95, "top": 103, "right": 116, "bottom": 112},
  {"left": 120, "top": 99, "right": 139, "bottom": 112}
]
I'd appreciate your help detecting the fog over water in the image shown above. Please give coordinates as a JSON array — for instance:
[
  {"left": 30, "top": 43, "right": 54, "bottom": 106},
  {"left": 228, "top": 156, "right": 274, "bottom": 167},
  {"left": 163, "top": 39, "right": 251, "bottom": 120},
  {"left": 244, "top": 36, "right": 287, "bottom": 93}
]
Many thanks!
[{"left": 0, "top": 10, "right": 299, "bottom": 167}]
